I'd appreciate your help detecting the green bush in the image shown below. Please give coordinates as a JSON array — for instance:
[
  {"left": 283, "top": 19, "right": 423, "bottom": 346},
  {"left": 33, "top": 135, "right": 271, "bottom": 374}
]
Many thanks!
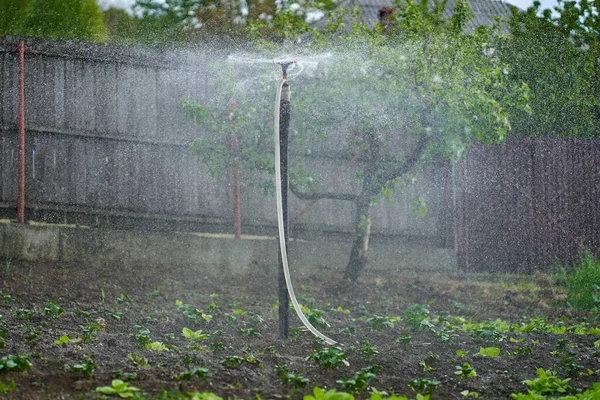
[{"left": 562, "top": 251, "right": 600, "bottom": 310}]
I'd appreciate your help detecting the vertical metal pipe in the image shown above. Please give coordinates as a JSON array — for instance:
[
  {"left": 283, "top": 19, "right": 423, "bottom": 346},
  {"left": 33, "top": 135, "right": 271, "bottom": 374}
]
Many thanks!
[
  {"left": 231, "top": 135, "right": 242, "bottom": 238},
  {"left": 278, "top": 81, "right": 291, "bottom": 339},
  {"left": 17, "top": 40, "right": 25, "bottom": 224}
]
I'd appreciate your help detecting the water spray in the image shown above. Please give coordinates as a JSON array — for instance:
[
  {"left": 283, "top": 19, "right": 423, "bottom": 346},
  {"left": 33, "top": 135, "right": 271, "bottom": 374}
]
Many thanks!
[{"left": 273, "top": 59, "right": 338, "bottom": 346}]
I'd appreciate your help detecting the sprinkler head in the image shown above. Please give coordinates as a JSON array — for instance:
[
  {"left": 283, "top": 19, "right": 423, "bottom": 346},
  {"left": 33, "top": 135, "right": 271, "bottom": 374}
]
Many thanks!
[{"left": 273, "top": 59, "right": 297, "bottom": 76}]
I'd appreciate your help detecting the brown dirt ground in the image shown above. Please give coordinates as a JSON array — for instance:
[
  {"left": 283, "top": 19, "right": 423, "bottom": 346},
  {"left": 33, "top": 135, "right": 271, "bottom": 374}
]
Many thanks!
[{"left": 0, "top": 258, "right": 599, "bottom": 399}]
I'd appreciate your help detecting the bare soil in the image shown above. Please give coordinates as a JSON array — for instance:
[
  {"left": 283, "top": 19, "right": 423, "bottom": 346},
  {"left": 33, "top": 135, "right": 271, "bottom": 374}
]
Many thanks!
[{"left": 0, "top": 258, "right": 598, "bottom": 399}]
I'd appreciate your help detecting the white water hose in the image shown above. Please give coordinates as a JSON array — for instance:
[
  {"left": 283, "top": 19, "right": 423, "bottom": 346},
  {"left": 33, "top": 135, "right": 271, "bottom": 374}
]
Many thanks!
[{"left": 274, "top": 78, "right": 338, "bottom": 346}]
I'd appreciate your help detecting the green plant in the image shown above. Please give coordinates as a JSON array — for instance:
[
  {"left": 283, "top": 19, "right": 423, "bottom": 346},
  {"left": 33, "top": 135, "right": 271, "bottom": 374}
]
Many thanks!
[
  {"left": 127, "top": 353, "right": 149, "bottom": 368},
  {"left": 521, "top": 368, "right": 574, "bottom": 396},
  {"left": 220, "top": 356, "right": 244, "bottom": 368},
  {"left": 366, "top": 315, "right": 397, "bottom": 331},
  {"left": 132, "top": 325, "right": 151, "bottom": 347},
  {"left": 54, "top": 335, "right": 72, "bottom": 345},
  {"left": 0, "top": 354, "right": 32, "bottom": 373},
  {"left": 304, "top": 386, "right": 354, "bottom": 400},
  {"left": 43, "top": 300, "right": 64, "bottom": 318},
  {"left": 0, "top": 380, "right": 16, "bottom": 394},
  {"left": 238, "top": 328, "right": 260, "bottom": 337},
  {"left": 359, "top": 341, "right": 378, "bottom": 360},
  {"left": 182, "top": 328, "right": 210, "bottom": 341},
  {"left": 13, "top": 308, "right": 37, "bottom": 319},
  {"left": 301, "top": 306, "right": 330, "bottom": 329},
  {"left": 275, "top": 365, "right": 309, "bottom": 393},
  {"left": 403, "top": 305, "right": 431, "bottom": 331},
  {"left": 116, "top": 294, "right": 133, "bottom": 304},
  {"left": 96, "top": 379, "right": 142, "bottom": 398},
  {"left": 81, "top": 322, "right": 104, "bottom": 343},
  {"left": 145, "top": 341, "right": 169, "bottom": 351},
  {"left": 175, "top": 367, "right": 209, "bottom": 381},
  {"left": 176, "top": 301, "right": 213, "bottom": 323},
  {"left": 336, "top": 365, "right": 381, "bottom": 394},
  {"left": 209, "top": 342, "right": 225, "bottom": 351},
  {"left": 394, "top": 334, "right": 412, "bottom": 345},
  {"left": 475, "top": 347, "right": 501, "bottom": 357},
  {"left": 187, "top": 392, "right": 224, "bottom": 400},
  {"left": 107, "top": 311, "right": 124, "bottom": 320},
  {"left": 455, "top": 363, "right": 477, "bottom": 379},
  {"left": 306, "top": 346, "right": 349, "bottom": 369},
  {"left": 407, "top": 378, "right": 441, "bottom": 395},
  {"left": 64, "top": 356, "right": 96, "bottom": 379},
  {"left": 562, "top": 250, "right": 600, "bottom": 310}
]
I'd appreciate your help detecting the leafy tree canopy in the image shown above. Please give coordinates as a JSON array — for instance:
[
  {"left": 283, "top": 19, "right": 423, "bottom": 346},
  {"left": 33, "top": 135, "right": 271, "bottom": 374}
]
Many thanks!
[
  {"left": 0, "top": 0, "right": 106, "bottom": 41},
  {"left": 499, "top": 0, "right": 599, "bottom": 137}
]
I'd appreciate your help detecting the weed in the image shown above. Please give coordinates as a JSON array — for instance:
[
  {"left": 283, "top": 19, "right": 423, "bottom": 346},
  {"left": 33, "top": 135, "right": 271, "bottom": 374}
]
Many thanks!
[
  {"left": 306, "top": 346, "right": 349, "bottom": 369},
  {"left": 64, "top": 356, "right": 96, "bottom": 379},
  {"left": 561, "top": 250, "right": 600, "bottom": 310},
  {"left": 182, "top": 328, "right": 210, "bottom": 341},
  {"left": 336, "top": 365, "right": 381, "bottom": 394},
  {"left": 275, "top": 365, "right": 309, "bottom": 393},
  {"left": 407, "top": 378, "right": 440, "bottom": 394},
  {"left": 43, "top": 300, "right": 64, "bottom": 318},
  {"left": 96, "top": 379, "right": 142, "bottom": 397},
  {"left": 0, "top": 354, "right": 32, "bottom": 373},
  {"left": 455, "top": 363, "right": 477, "bottom": 379},
  {"left": 175, "top": 367, "right": 209, "bottom": 381}
]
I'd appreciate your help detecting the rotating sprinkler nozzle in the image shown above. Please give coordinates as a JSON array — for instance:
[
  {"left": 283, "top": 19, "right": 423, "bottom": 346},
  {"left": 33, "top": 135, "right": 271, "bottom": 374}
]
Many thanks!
[{"left": 274, "top": 59, "right": 297, "bottom": 77}]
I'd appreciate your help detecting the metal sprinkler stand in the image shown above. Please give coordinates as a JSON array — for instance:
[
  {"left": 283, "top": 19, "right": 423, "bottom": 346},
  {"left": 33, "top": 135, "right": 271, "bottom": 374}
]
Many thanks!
[{"left": 275, "top": 60, "right": 294, "bottom": 339}]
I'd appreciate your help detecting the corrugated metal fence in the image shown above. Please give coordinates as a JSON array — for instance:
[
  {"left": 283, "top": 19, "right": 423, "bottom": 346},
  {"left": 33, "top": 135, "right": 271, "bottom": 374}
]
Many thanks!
[{"left": 455, "top": 138, "right": 600, "bottom": 272}]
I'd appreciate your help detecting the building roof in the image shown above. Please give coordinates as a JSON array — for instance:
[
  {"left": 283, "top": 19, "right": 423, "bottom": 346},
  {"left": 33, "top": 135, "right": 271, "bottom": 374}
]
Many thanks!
[{"left": 315, "top": 0, "right": 518, "bottom": 31}]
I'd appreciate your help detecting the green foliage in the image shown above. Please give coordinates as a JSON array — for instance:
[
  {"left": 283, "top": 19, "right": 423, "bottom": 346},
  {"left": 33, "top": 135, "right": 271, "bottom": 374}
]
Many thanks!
[
  {"left": 394, "top": 334, "right": 412, "bottom": 346},
  {"left": 275, "top": 365, "right": 310, "bottom": 392},
  {"left": 176, "top": 301, "right": 213, "bottom": 323},
  {"left": 403, "top": 305, "right": 431, "bottom": 331},
  {"left": 475, "top": 346, "right": 501, "bottom": 357},
  {"left": 13, "top": 308, "right": 36, "bottom": 319},
  {"left": 54, "top": 335, "right": 72, "bottom": 345},
  {"left": 366, "top": 315, "right": 396, "bottom": 331},
  {"left": 96, "top": 379, "right": 142, "bottom": 398},
  {"left": 359, "top": 341, "right": 378, "bottom": 360},
  {"left": 175, "top": 367, "right": 209, "bottom": 381},
  {"left": 0, "top": 0, "right": 106, "bottom": 41},
  {"left": 303, "top": 386, "right": 354, "bottom": 400},
  {"left": 562, "top": 251, "right": 600, "bottom": 310},
  {"left": 145, "top": 341, "right": 169, "bottom": 351},
  {"left": 500, "top": 0, "right": 599, "bottom": 137},
  {"left": 64, "top": 356, "right": 96, "bottom": 379},
  {"left": 81, "top": 322, "right": 104, "bottom": 343},
  {"left": 0, "top": 354, "right": 32, "bottom": 373},
  {"left": 43, "top": 300, "right": 64, "bottom": 318},
  {"left": 0, "top": 380, "right": 16, "bottom": 394},
  {"left": 521, "top": 368, "right": 574, "bottom": 396},
  {"left": 306, "top": 346, "right": 349, "bottom": 369},
  {"left": 238, "top": 328, "right": 261, "bottom": 337},
  {"left": 220, "top": 355, "right": 244, "bottom": 368},
  {"left": 455, "top": 362, "right": 477, "bottom": 379},
  {"left": 336, "top": 365, "right": 381, "bottom": 394},
  {"left": 182, "top": 328, "right": 210, "bottom": 341},
  {"left": 133, "top": 325, "right": 151, "bottom": 347},
  {"left": 407, "top": 378, "right": 441, "bottom": 395}
]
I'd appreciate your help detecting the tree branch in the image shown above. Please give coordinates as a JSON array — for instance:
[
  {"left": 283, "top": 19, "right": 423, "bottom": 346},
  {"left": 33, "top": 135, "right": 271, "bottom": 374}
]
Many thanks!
[
  {"left": 374, "top": 134, "right": 431, "bottom": 187},
  {"left": 289, "top": 183, "right": 358, "bottom": 202}
]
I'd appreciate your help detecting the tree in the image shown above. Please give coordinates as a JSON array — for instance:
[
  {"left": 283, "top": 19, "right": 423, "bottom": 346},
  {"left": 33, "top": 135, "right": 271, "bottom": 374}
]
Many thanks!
[
  {"left": 286, "top": 0, "right": 529, "bottom": 280},
  {"left": 498, "top": 0, "right": 599, "bottom": 137},
  {"left": 184, "top": 0, "right": 528, "bottom": 281},
  {"left": 0, "top": 0, "right": 106, "bottom": 41}
]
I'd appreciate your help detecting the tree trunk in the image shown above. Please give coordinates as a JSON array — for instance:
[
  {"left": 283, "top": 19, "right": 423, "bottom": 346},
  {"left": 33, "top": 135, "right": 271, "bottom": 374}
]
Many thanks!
[{"left": 344, "top": 136, "right": 381, "bottom": 281}]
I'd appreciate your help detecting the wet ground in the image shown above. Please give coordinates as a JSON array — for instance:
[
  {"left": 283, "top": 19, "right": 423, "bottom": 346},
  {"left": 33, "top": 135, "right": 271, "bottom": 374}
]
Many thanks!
[{"left": 0, "top": 258, "right": 598, "bottom": 399}]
